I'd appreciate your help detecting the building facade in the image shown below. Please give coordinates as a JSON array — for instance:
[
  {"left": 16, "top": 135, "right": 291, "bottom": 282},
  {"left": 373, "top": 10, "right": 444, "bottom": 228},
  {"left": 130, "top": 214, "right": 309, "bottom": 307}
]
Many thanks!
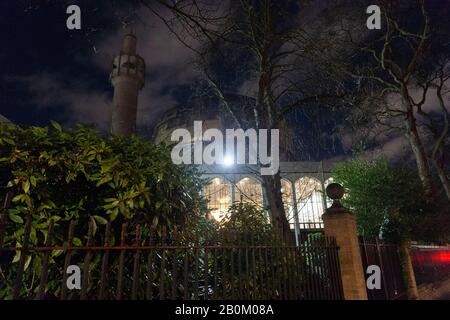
[
  {"left": 197, "top": 162, "right": 336, "bottom": 244},
  {"left": 152, "top": 104, "right": 338, "bottom": 244},
  {"left": 110, "top": 34, "right": 338, "bottom": 244}
]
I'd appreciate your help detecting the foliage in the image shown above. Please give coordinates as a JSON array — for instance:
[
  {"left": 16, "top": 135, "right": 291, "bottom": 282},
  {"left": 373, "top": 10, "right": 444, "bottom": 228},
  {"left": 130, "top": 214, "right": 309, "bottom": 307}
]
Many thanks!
[
  {"left": 219, "top": 202, "right": 275, "bottom": 238},
  {"left": 332, "top": 158, "right": 432, "bottom": 243},
  {"left": 0, "top": 122, "right": 206, "bottom": 242},
  {"left": 213, "top": 202, "right": 333, "bottom": 298},
  {"left": 0, "top": 122, "right": 208, "bottom": 298}
]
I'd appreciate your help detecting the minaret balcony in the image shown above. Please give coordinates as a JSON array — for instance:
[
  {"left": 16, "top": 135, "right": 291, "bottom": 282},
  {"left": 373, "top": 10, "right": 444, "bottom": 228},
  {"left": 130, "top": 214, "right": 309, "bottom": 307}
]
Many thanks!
[{"left": 110, "top": 53, "right": 145, "bottom": 88}]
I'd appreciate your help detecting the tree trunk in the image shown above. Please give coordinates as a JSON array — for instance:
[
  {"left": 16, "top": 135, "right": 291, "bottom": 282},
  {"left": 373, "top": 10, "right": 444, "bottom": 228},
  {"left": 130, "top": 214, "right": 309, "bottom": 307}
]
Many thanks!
[
  {"left": 254, "top": 51, "right": 294, "bottom": 244},
  {"left": 432, "top": 158, "right": 450, "bottom": 202},
  {"left": 399, "top": 241, "right": 419, "bottom": 300},
  {"left": 404, "top": 116, "right": 438, "bottom": 202},
  {"left": 401, "top": 85, "right": 439, "bottom": 204},
  {"left": 262, "top": 174, "right": 293, "bottom": 245}
]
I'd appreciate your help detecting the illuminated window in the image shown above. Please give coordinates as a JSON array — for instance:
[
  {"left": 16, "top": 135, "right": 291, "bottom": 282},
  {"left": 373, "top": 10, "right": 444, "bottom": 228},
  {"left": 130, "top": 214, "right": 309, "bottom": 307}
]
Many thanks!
[
  {"left": 295, "top": 177, "right": 325, "bottom": 229},
  {"left": 324, "top": 177, "right": 334, "bottom": 208},
  {"left": 235, "top": 177, "right": 264, "bottom": 208},
  {"left": 203, "top": 177, "right": 232, "bottom": 221},
  {"left": 281, "top": 179, "right": 296, "bottom": 230}
]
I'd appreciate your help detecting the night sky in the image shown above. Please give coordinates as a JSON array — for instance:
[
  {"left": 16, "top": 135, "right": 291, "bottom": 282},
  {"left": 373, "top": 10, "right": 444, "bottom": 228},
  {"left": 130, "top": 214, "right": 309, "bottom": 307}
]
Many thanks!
[
  {"left": 0, "top": 1, "right": 447, "bottom": 163},
  {"left": 0, "top": 1, "right": 195, "bottom": 134}
]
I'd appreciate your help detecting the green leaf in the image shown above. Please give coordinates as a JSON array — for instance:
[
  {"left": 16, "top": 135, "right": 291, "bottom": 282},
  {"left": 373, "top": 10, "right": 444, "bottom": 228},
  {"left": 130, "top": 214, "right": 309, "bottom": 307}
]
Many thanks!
[
  {"left": 93, "top": 215, "right": 108, "bottom": 225},
  {"left": 96, "top": 175, "right": 112, "bottom": 187},
  {"left": 52, "top": 250, "right": 64, "bottom": 257},
  {"left": 30, "top": 176, "right": 37, "bottom": 187},
  {"left": 110, "top": 208, "right": 119, "bottom": 222},
  {"left": 41, "top": 229, "right": 48, "bottom": 244},
  {"left": 50, "top": 120, "right": 62, "bottom": 132},
  {"left": 90, "top": 216, "right": 98, "bottom": 235},
  {"left": 152, "top": 215, "right": 159, "bottom": 228},
  {"left": 12, "top": 194, "right": 24, "bottom": 203},
  {"left": 30, "top": 227, "right": 37, "bottom": 244},
  {"left": 50, "top": 216, "right": 61, "bottom": 222},
  {"left": 8, "top": 212, "right": 24, "bottom": 224},
  {"left": 24, "top": 255, "right": 32, "bottom": 270},
  {"left": 12, "top": 250, "right": 20, "bottom": 263},
  {"left": 22, "top": 180, "right": 30, "bottom": 194},
  {"left": 4, "top": 138, "right": 15, "bottom": 145},
  {"left": 23, "top": 194, "right": 32, "bottom": 208},
  {"left": 73, "top": 237, "right": 82, "bottom": 246}
]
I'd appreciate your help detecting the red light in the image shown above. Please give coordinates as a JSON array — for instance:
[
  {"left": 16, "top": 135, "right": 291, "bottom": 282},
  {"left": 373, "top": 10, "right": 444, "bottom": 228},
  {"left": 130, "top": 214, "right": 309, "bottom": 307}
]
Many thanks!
[
  {"left": 432, "top": 252, "right": 450, "bottom": 263},
  {"left": 411, "top": 249, "right": 450, "bottom": 264}
]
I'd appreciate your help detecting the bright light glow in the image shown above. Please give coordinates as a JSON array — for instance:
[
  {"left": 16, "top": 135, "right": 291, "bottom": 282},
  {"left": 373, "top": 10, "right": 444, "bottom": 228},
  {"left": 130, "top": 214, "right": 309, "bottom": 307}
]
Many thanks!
[
  {"left": 223, "top": 155, "right": 234, "bottom": 166},
  {"left": 210, "top": 209, "right": 229, "bottom": 222}
]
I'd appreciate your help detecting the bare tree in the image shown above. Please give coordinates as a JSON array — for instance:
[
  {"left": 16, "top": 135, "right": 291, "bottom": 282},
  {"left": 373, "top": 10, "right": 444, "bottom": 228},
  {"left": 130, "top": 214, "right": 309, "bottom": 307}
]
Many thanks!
[
  {"left": 141, "top": 0, "right": 350, "bottom": 243},
  {"left": 415, "top": 60, "right": 450, "bottom": 201},
  {"left": 339, "top": 0, "right": 450, "bottom": 205}
]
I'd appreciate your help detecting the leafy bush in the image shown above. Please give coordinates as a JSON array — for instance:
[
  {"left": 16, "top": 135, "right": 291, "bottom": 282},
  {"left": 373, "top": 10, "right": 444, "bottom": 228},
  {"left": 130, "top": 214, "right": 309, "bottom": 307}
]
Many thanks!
[
  {"left": 0, "top": 123, "right": 208, "bottom": 298},
  {"left": 0, "top": 122, "right": 206, "bottom": 242},
  {"left": 332, "top": 158, "right": 438, "bottom": 243},
  {"left": 219, "top": 202, "right": 275, "bottom": 239}
]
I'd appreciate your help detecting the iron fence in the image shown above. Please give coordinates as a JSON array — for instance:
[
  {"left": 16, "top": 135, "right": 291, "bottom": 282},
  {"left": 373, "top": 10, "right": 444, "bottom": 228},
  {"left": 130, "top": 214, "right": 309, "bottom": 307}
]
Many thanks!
[
  {"left": 359, "top": 237, "right": 407, "bottom": 300},
  {"left": 0, "top": 215, "right": 344, "bottom": 300}
]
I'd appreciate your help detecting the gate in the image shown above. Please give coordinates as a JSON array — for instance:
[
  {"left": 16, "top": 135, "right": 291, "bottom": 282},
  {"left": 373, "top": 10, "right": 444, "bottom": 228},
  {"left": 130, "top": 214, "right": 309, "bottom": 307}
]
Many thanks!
[{"left": 359, "top": 237, "right": 407, "bottom": 300}]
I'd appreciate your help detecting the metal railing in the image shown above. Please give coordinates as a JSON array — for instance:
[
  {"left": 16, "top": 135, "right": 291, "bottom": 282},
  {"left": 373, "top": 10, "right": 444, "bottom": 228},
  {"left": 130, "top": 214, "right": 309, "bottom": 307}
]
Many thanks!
[
  {"left": 0, "top": 215, "right": 344, "bottom": 300},
  {"left": 359, "top": 237, "right": 407, "bottom": 300}
]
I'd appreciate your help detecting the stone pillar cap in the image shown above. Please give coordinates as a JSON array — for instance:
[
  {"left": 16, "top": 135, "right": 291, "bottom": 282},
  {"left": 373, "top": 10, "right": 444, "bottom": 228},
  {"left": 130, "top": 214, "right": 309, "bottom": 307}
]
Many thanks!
[{"left": 324, "top": 183, "right": 352, "bottom": 215}]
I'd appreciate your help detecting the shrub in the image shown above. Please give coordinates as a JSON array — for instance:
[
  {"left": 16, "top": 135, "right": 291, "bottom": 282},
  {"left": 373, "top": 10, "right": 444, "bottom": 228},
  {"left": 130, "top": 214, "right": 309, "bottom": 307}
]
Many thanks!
[
  {"left": 333, "top": 158, "right": 437, "bottom": 243},
  {"left": 0, "top": 123, "right": 208, "bottom": 298}
]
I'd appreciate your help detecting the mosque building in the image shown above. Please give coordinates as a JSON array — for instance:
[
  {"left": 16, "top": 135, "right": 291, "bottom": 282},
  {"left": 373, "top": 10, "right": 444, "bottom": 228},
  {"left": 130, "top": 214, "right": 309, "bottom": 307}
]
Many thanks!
[{"left": 110, "top": 33, "right": 338, "bottom": 244}]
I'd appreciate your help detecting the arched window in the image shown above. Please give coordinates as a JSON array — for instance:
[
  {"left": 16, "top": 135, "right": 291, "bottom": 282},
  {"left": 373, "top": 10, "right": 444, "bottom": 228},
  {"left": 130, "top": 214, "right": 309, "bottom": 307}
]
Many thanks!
[
  {"left": 324, "top": 177, "right": 334, "bottom": 208},
  {"left": 281, "top": 179, "right": 295, "bottom": 229},
  {"left": 295, "top": 177, "right": 324, "bottom": 229},
  {"left": 235, "top": 177, "right": 264, "bottom": 208},
  {"left": 203, "top": 177, "right": 232, "bottom": 222}
]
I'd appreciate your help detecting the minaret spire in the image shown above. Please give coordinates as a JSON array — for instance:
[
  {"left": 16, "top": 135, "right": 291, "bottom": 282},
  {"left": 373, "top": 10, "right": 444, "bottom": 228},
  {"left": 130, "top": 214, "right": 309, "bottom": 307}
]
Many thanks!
[{"left": 110, "top": 32, "right": 145, "bottom": 135}]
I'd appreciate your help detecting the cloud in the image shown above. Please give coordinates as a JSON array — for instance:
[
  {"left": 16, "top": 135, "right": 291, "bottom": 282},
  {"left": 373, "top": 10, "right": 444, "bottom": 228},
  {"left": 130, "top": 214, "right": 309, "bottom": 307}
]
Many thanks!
[
  {"left": 238, "top": 79, "right": 258, "bottom": 98},
  {"left": 5, "top": 73, "right": 111, "bottom": 131},
  {"left": 410, "top": 85, "right": 450, "bottom": 115},
  {"left": 379, "top": 135, "right": 410, "bottom": 160},
  {"left": 3, "top": 4, "right": 200, "bottom": 133}
]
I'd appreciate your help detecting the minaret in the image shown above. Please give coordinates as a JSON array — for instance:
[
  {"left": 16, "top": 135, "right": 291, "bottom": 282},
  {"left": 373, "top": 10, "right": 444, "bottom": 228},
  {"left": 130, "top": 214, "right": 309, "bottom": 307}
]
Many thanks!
[{"left": 110, "top": 32, "right": 145, "bottom": 135}]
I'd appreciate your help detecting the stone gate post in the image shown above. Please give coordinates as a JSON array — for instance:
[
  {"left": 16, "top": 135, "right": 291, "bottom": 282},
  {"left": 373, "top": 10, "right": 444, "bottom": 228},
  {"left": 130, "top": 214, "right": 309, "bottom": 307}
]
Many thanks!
[{"left": 322, "top": 183, "right": 368, "bottom": 300}]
